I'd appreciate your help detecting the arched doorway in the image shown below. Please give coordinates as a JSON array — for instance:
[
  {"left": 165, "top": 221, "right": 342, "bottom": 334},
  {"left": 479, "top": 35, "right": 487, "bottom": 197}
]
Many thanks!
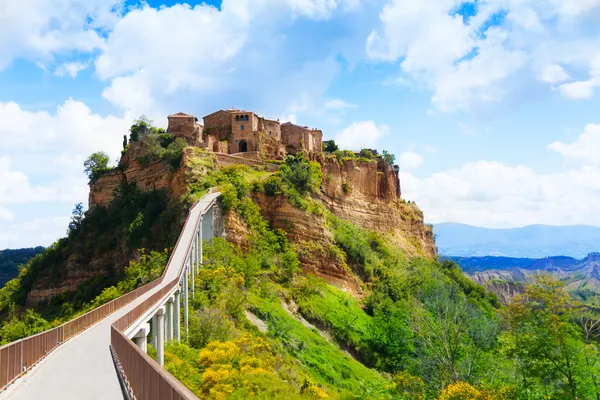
[{"left": 239, "top": 140, "right": 248, "bottom": 153}]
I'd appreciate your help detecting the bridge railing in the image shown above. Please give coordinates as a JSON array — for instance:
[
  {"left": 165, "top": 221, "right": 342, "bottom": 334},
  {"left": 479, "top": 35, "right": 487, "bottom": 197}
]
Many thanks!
[
  {"left": 109, "top": 195, "right": 219, "bottom": 399},
  {"left": 0, "top": 193, "right": 215, "bottom": 393}
]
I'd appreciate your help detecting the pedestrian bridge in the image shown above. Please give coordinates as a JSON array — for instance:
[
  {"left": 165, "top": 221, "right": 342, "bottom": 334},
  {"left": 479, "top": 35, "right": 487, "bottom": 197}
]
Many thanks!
[{"left": 0, "top": 191, "right": 222, "bottom": 400}]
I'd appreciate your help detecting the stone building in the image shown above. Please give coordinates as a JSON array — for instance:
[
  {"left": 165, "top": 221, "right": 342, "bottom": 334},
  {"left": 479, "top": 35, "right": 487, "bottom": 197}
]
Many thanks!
[
  {"left": 280, "top": 122, "right": 323, "bottom": 154},
  {"left": 166, "top": 108, "right": 322, "bottom": 159},
  {"left": 166, "top": 112, "right": 203, "bottom": 145}
]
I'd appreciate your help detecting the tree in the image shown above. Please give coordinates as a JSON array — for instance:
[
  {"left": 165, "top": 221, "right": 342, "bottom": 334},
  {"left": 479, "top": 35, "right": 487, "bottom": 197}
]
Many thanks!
[
  {"left": 359, "top": 148, "right": 375, "bottom": 159},
  {"left": 502, "top": 275, "right": 588, "bottom": 399},
  {"left": 129, "top": 116, "right": 153, "bottom": 142},
  {"left": 67, "top": 202, "right": 85, "bottom": 236},
  {"left": 122, "top": 135, "right": 128, "bottom": 150},
  {"left": 382, "top": 150, "right": 396, "bottom": 165},
  {"left": 323, "top": 140, "right": 339, "bottom": 152},
  {"left": 83, "top": 151, "right": 110, "bottom": 180}
]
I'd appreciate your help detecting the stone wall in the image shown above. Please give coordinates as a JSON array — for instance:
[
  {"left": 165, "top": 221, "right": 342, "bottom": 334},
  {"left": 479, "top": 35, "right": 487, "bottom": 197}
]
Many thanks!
[
  {"left": 203, "top": 110, "right": 232, "bottom": 140},
  {"left": 259, "top": 118, "right": 281, "bottom": 140},
  {"left": 281, "top": 123, "right": 304, "bottom": 154},
  {"left": 167, "top": 115, "right": 201, "bottom": 146},
  {"left": 229, "top": 131, "right": 258, "bottom": 154}
]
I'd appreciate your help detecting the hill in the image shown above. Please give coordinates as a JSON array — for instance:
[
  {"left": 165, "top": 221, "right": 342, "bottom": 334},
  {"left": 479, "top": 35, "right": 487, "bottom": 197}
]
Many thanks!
[
  {"left": 1, "top": 115, "right": 598, "bottom": 399},
  {"left": 449, "top": 253, "right": 600, "bottom": 305},
  {"left": 0, "top": 247, "right": 45, "bottom": 288},
  {"left": 434, "top": 222, "right": 600, "bottom": 258}
]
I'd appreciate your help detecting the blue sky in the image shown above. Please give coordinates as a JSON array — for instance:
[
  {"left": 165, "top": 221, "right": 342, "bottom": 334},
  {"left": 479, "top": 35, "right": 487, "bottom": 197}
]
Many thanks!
[{"left": 2, "top": 0, "right": 600, "bottom": 248}]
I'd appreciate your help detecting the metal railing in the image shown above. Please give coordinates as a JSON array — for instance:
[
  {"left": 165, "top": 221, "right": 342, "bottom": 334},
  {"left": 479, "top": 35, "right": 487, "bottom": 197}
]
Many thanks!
[
  {"left": 0, "top": 193, "right": 217, "bottom": 397},
  {"left": 109, "top": 195, "right": 218, "bottom": 399},
  {"left": 0, "top": 262, "right": 162, "bottom": 391}
]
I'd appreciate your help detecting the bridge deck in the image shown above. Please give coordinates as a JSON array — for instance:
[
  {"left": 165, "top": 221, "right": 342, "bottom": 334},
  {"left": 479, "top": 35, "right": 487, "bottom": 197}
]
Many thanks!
[{"left": 0, "top": 192, "right": 221, "bottom": 400}]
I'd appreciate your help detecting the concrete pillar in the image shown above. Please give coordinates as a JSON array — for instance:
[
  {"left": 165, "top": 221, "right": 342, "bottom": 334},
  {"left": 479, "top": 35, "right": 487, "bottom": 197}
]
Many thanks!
[
  {"left": 150, "top": 315, "right": 157, "bottom": 349},
  {"left": 174, "top": 290, "right": 181, "bottom": 342},
  {"left": 166, "top": 298, "right": 174, "bottom": 341},
  {"left": 133, "top": 323, "right": 150, "bottom": 354},
  {"left": 190, "top": 253, "right": 195, "bottom": 300},
  {"left": 183, "top": 267, "right": 189, "bottom": 340},
  {"left": 156, "top": 307, "right": 165, "bottom": 366},
  {"left": 199, "top": 215, "right": 203, "bottom": 268}
]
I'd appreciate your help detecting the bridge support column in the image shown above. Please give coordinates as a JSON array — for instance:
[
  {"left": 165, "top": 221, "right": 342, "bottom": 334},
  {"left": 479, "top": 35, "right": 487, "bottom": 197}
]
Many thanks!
[
  {"left": 133, "top": 323, "right": 150, "bottom": 354},
  {"left": 190, "top": 253, "right": 195, "bottom": 300},
  {"left": 156, "top": 307, "right": 165, "bottom": 366},
  {"left": 183, "top": 267, "right": 189, "bottom": 340},
  {"left": 166, "top": 298, "right": 174, "bottom": 341},
  {"left": 199, "top": 215, "right": 203, "bottom": 272},
  {"left": 174, "top": 290, "right": 181, "bottom": 342},
  {"left": 150, "top": 314, "right": 157, "bottom": 349}
]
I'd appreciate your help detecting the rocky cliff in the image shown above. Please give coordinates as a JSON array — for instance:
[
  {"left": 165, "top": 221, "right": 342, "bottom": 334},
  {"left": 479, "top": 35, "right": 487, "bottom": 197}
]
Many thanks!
[{"left": 27, "top": 137, "right": 436, "bottom": 305}]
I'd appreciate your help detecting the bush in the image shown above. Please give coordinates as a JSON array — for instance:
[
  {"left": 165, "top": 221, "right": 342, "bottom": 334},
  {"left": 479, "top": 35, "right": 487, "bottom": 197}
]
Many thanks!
[
  {"left": 84, "top": 152, "right": 112, "bottom": 181},
  {"left": 280, "top": 154, "right": 322, "bottom": 195},
  {"left": 188, "top": 308, "right": 238, "bottom": 349},
  {"left": 341, "top": 182, "right": 351, "bottom": 194},
  {"left": 359, "top": 148, "right": 374, "bottom": 159},
  {"left": 323, "top": 140, "right": 338, "bottom": 152}
]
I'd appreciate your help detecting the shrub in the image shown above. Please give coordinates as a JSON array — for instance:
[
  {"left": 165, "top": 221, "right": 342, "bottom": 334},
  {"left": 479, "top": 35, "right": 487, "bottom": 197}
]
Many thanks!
[
  {"left": 263, "top": 175, "right": 284, "bottom": 196},
  {"left": 280, "top": 154, "right": 322, "bottom": 194},
  {"left": 83, "top": 151, "right": 112, "bottom": 181},
  {"left": 341, "top": 182, "right": 351, "bottom": 194},
  {"left": 323, "top": 140, "right": 338, "bottom": 152},
  {"left": 359, "top": 148, "right": 374, "bottom": 159}
]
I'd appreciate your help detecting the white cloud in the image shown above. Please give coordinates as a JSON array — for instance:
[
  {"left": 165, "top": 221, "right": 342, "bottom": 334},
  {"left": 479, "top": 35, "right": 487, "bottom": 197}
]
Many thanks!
[
  {"left": 0, "top": 99, "right": 130, "bottom": 159},
  {"left": 0, "top": 216, "right": 70, "bottom": 249},
  {"left": 324, "top": 99, "right": 358, "bottom": 111},
  {"left": 402, "top": 160, "right": 600, "bottom": 228},
  {"left": 94, "top": 1, "right": 345, "bottom": 118},
  {"left": 334, "top": 120, "right": 389, "bottom": 149},
  {"left": 54, "top": 61, "right": 88, "bottom": 78},
  {"left": 402, "top": 121, "right": 600, "bottom": 227},
  {"left": 0, "top": 0, "right": 122, "bottom": 70},
  {"left": 548, "top": 123, "right": 600, "bottom": 165},
  {"left": 398, "top": 151, "right": 423, "bottom": 171},
  {"left": 0, "top": 206, "right": 14, "bottom": 221},
  {"left": 367, "top": 0, "right": 600, "bottom": 112},
  {"left": 539, "top": 64, "right": 570, "bottom": 84}
]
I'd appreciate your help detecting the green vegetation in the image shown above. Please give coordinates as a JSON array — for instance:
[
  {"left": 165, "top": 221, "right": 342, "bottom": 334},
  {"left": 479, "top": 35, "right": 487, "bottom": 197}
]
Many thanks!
[
  {"left": 0, "top": 176, "right": 181, "bottom": 338},
  {"left": 323, "top": 140, "right": 339, "bottom": 152},
  {"left": 137, "top": 133, "right": 187, "bottom": 170},
  {"left": 381, "top": 150, "right": 395, "bottom": 165},
  {"left": 0, "top": 247, "right": 44, "bottom": 288},
  {"left": 84, "top": 151, "right": 113, "bottom": 181}
]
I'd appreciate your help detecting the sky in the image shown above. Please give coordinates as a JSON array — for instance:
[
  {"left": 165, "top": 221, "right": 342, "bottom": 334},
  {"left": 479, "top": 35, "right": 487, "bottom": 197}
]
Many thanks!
[{"left": 2, "top": 0, "right": 600, "bottom": 248}]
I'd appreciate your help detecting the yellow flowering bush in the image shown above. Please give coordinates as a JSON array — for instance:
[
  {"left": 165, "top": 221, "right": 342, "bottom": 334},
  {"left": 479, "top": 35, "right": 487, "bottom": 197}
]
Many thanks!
[{"left": 438, "top": 382, "right": 494, "bottom": 400}]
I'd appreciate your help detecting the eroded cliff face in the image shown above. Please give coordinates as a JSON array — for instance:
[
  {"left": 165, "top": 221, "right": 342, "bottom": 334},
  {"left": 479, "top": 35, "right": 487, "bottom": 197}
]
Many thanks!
[
  {"left": 321, "top": 157, "right": 436, "bottom": 258},
  {"left": 88, "top": 141, "right": 192, "bottom": 209},
  {"left": 27, "top": 144, "right": 201, "bottom": 305},
  {"left": 246, "top": 157, "right": 436, "bottom": 297}
]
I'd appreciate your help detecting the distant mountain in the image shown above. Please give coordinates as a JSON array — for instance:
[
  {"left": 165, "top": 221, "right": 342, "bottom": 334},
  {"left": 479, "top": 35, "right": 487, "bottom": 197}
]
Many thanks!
[
  {"left": 448, "top": 253, "right": 600, "bottom": 304},
  {"left": 434, "top": 223, "right": 600, "bottom": 258},
  {"left": 0, "top": 247, "right": 45, "bottom": 288}
]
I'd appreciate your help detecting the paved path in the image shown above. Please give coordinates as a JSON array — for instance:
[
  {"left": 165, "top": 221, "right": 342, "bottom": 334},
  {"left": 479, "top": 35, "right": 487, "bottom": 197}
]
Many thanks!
[{"left": 0, "top": 192, "right": 220, "bottom": 400}]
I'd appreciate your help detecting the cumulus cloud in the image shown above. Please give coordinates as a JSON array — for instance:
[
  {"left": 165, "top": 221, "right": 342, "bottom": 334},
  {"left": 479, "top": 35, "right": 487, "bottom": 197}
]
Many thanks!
[
  {"left": 54, "top": 61, "right": 89, "bottom": 78},
  {"left": 398, "top": 151, "right": 423, "bottom": 171},
  {"left": 539, "top": 64, "right": 570, "bottom": 84},
  {"left": 367, "top": 0, "right": 600, "bottom": 112},
  {"left": 0, "top": 216, "right": 71, "bottom": 248},
  {"left": 402, "top": 122, "right": 600, "bottom": 227},
  {"left": 548, "top": 123, "right": 600, "bottom": 165},
  {"left": 0, "top": 0, "right": 122, "bottom": 70},
  {"left": 334, "top": 121, "right": 389, "bottom": 149}
]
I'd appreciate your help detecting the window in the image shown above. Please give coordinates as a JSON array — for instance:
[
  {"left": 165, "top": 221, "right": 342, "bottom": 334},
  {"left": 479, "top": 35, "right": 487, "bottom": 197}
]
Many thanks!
[
  {"left": 240, "top": 124, "right": 245, "bottom": 130},
  {"left": 244, "top": 115, "right": 249, "bottom": 121},
  {"left": 235, "top": 115, "right": 240, "bottom": 121}
]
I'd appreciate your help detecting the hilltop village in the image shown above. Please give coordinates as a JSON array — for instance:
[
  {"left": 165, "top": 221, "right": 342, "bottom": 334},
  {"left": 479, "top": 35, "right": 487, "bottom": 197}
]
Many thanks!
[{"left": 166, "top": 109, "right": 323, "bottom": 159}]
